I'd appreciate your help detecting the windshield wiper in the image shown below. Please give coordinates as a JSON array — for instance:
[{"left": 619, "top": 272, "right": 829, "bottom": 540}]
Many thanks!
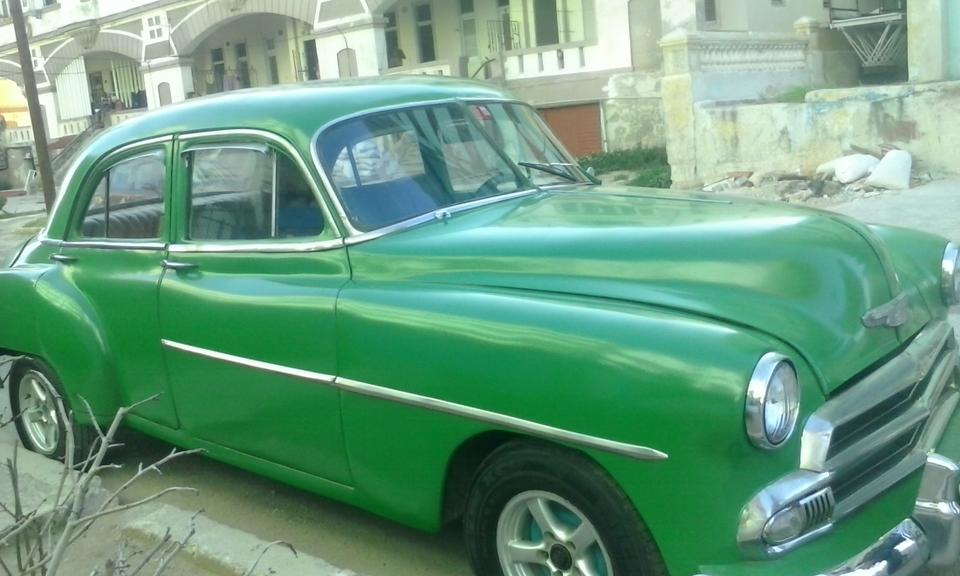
[{"left": 518, "top": 161, "right": 579, "bottom": 183}]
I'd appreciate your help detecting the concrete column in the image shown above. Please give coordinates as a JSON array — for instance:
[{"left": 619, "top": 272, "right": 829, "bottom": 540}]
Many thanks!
[
  {"left": 142, "top": 57, "right": 195, "bottom": 110},
  {"left": 36, "top": 84, "right": 60, "bottom": 140},
  {"left": 314, "top": 17, "right": 388, "bottom": 79},
  {"left": 948, "top": 0, "right": 960, "bottom": 80},
  {"left": 658, "top": 29, "right": 699, "bottom": 188},
  {"left": 908, "top": 0, "right": 948, "bottom": 83}
]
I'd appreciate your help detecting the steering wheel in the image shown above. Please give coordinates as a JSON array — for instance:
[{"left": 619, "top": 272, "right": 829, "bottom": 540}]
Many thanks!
[{"left": 474, "top": 172, "right": 518, "bottom": 198}]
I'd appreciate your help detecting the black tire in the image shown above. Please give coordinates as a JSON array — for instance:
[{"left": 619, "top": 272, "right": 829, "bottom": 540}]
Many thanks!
[
  {"left": 464, "top": 440, "right": 667, "bottom": 576},
  {"left": 9, "top": 358, "right": 97, "bottom": 464}
]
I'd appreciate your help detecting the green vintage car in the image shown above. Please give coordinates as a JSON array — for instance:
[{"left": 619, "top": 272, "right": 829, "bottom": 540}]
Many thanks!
[{"left": 2, "top": 77, "right": 959, "bottom": 576}]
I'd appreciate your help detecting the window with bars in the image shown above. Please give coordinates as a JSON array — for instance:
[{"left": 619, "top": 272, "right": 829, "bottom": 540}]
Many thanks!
[
  {"left": 415, "top": 3, "right": 436, "bottom": 63},
  {"left": 704, "top": 0, "right": 717, "bottom": 22},
  {"left": 144, "top": 13, "right": 167, "bottom": 41}
]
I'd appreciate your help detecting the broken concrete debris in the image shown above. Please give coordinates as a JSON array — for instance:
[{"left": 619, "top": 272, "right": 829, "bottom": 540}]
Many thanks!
[{"left": 701, "top": 147, "right": 919, "bottom": 206}]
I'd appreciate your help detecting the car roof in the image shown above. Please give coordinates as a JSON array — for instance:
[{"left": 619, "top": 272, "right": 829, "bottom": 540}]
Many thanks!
[
  {"left": 86, "top": 76, "right": 514, "bottom": 158},
  {"left": 46, "top": 77, "right": 514, "bottom": 240}
]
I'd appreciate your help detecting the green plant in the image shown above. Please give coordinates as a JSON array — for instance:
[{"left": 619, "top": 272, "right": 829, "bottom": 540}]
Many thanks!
[
  {"left": 627, "top": 165, "right": 672, "bottom": 188},
  {"left": 580, "top": 147, "right": 669, "bottom": 175},
  {"left": 776, "top": 86, "right": 815, "bottom": 103},
  {"left": 579, "top": 147, "right": 672, "bottom": 189}
]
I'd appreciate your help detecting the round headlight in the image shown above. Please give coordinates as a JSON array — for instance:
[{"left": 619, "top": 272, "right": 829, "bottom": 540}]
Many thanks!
[
  {"left": 942, "top": 242, "right": 960, "bottom": 306},
  {"left": 745, "top": 353, "right": 801, "bottom": 450}
]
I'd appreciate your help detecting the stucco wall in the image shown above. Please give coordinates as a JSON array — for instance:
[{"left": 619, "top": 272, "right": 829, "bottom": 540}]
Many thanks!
[
  {"left": 688, "top": 82, "right": 960, "bottom": 185},
  {"left": 603, "top": 71, "right": 665, "bottom": 150}
]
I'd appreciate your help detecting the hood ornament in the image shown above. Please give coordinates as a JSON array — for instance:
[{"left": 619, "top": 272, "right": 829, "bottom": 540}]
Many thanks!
[{"left": 862, "top": 293, "right": 910, "bottom": 328}]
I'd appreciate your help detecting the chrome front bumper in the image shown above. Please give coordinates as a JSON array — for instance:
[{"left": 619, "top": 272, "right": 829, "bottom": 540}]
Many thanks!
[{"left": 826, "top": 453, "right": 960, "bottom": 576}]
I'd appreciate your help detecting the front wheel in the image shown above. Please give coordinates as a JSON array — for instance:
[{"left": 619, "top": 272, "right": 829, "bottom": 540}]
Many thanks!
[
  {"left": 464, "top": 441, "right": 667, "bottom": 576},
  {"left": 9, "top": 359, "right": 95, "bottom": 463}
]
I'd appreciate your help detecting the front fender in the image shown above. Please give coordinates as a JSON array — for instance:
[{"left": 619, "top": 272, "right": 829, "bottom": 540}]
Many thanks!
[{"left": 335, "top": 281, "right": 822, "bottom": 576}]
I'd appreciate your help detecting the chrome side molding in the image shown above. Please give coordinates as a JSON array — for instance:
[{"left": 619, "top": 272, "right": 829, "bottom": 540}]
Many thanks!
[{"left": 160, "top": 339, "right": 668, "bottom": 462}]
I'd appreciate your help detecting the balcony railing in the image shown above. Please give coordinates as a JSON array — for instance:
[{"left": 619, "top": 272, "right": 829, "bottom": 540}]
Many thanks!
[
  {"left": 384, "top": 60, "right": 454, "bottom": 77},
  {"left": 502, "top": 42, "right": 590, "bottom": 80}
]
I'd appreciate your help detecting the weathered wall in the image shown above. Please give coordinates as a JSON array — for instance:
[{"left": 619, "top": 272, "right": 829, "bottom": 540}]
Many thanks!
[
  {"left": 603, "top": 71, "right": 665, "bottom": 150},
  {"left": 689, "top": 81, "right": 960, "bottom": 185}
]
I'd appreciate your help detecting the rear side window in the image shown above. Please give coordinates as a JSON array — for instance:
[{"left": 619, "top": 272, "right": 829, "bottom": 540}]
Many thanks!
[
  {"left": 76, "top": 150, "right": 166, "bottom": 240},
  {"left": 186, "top": 146, "right": 324, "bottom": 242}
]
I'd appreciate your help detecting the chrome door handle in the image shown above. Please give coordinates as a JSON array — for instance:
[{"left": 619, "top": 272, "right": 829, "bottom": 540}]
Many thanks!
[
  {"left": 50, "top": 254, "right": 77, "bottom": 264},
  {"left": 162, "top": 260, "right": 199, "bottom": 272}
]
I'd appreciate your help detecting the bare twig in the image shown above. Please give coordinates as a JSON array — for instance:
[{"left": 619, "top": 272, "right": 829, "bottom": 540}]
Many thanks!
[
  {"left": 242, "top": 541, "right": 299, "bottom": 576},
  {"left": 128, "top": 529, "right": 172, "bottom": 576},
  {"left": 150, "top": 510, "right": 202, "bottom": 576}
]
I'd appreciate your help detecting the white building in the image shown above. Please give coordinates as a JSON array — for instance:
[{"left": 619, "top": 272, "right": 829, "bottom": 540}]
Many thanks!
[{"left": 0, "top": 0, "right": 845, "bottom": 158}]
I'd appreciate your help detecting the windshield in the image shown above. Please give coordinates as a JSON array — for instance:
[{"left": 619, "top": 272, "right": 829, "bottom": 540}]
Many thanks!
[{"left": 317, "top": 101, "right": 587, "bottom": 232}]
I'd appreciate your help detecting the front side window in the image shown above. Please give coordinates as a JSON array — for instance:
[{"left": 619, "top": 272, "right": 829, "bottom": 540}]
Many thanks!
[
  {"left": 187, "top": 146, "right": 325, "bottom": 242},
  {"left": 76, "top": 150, "right": 166, "bottom": 240},
  {"left": 318, "top": 102, "right": 588, "bottom": 232}
]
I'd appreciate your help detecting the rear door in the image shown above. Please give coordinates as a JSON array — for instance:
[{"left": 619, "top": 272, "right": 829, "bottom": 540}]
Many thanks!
[{"left": 157, "top": 131, "right": 352, "bottom": 484}]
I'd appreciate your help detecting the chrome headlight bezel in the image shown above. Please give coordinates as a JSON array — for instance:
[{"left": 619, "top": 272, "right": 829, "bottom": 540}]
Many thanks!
[
  {"left": 745, "top": 353, "right": 801, "bottom": 450},
  {"left": 942, "top": 242, "right": 959, "bottom": 307}
]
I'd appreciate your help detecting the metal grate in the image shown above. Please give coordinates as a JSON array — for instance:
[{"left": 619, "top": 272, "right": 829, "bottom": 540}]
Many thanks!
[{"left": 799, "top": 489, "right": 835, "bottom": 531}]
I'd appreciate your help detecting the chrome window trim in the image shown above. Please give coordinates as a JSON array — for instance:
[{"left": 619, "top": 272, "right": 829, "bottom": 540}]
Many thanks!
[
  {"left": 161, "top": 339, "right": 669, "bottom": 462},
  {"left": 168, "top": 238, "right": 345, "bottom": 254},
  {"left": 942, "top": 242, "right": 959, "bottom": 305},
  {"left": 309, "top": 97, "right": 578, "bottom": 241},
  {"left": 41, "top": 135, "right": 175, "bottom": 244},
  {"left": 61, "top": 240, "right": 167, "bottom": 251},
  {"left": 178, "top": 128, "right": 343, "bottom": 242}
]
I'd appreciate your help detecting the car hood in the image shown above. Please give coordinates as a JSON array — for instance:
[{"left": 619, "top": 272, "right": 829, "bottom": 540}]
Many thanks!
[{"left": 347, "top": 186, "right": 926, "bottom": 394}]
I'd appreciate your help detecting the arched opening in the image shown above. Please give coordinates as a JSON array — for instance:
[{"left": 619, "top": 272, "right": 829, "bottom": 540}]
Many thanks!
[
  {"left": 158, "top": 82, "right": 172, "bottom": 106},
  {"left": 337, "top": 48, "right": 359, "bottom": 78},
  {"left": 52, "top": 52, "right": 146, "bottom": 128},
  {"left": 187, "top": 14, "right": 315, "bottom": 96}
]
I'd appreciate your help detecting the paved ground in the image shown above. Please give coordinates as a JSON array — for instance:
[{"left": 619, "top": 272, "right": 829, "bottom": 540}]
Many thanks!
[{"left": 0, "top": 179, "right": 958, "bottom": 575}]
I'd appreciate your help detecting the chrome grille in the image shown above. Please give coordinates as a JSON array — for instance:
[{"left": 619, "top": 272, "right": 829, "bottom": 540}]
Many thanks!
[
  {"left": 799, "top": 488, "right": 835, "bottom": 531},
  {"left": 802, "top": 321, "right": 959, "bottom": 519}
]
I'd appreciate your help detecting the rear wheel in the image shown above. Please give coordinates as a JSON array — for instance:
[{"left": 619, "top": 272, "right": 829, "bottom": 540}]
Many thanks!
[
  {"left": 9, "top": 359, "right": 95, "bottom": 463},
  {"left": 464, "top": 441, "right": 666, "bottom": 576}
]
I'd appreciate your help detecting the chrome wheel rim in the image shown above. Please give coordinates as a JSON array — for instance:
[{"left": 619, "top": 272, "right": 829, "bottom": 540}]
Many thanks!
[
  {"left": 17, "top": 370, "right": 60, "bottom": 455},
  {"left": 497, "top": 490, "right": 613, "bottom": 576}
]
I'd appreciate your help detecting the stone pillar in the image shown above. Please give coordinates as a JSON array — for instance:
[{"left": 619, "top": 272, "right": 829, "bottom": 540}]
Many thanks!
[
  {"left": 142, "top": 57, "right": 195, "bottom": 110},
  {"left": 36, "top": 84, "right": 60, "bottom": 140},
  {"left": 314, "top": 17, "right": 388, "bottom": 79},
  {"left": 659, "top": 29, "right": 699, "bottom": 188},
  {"left": 794, "top": 17, "right": 858, "bottom": 88},
  {"left": 908, "top": 0, "right": 948, "bottom": 83}
]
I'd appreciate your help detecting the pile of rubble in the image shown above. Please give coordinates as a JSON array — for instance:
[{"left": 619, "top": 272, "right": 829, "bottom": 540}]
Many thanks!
[{"left": 701, "top": 146, "right": 935, "bottom": 206}]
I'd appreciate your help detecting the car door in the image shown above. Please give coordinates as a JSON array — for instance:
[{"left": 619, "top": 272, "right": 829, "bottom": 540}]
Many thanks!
[
  {"left": 157, "top": 131, "right": 352, "bottom": 484},
  {"left": 54, "top": 139, "right": 180, "bottom": 428}
]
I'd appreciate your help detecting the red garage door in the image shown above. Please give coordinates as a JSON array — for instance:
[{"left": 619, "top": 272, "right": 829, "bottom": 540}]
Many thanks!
[{"left": 539, "top": 104, "right": 603, "bottom": 157}]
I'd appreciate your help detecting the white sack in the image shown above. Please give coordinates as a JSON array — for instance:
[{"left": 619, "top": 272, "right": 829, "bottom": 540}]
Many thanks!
[
  {"left": 834, "top": 154, "right": 880, "bottom": 184},
  {"left": 865, "top": 150, "right": 912, "bottom": 190},
  {"left": 815, "top": 158, "right": 839, "bottom": 178}
]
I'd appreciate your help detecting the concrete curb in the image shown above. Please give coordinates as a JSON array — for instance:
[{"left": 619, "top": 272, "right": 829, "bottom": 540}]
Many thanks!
[
  {"left": 124, "top": 504, "right": 364, "bottom": 576},
  {"left": 0, "top": 436, "right": 109, "bottom": 534}
]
